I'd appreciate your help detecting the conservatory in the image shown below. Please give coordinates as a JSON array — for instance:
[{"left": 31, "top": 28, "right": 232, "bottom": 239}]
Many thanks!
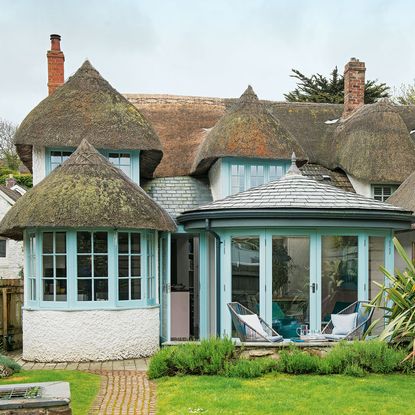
[{"left": 177, "top": 158, "right": 414, "bottom": 339}]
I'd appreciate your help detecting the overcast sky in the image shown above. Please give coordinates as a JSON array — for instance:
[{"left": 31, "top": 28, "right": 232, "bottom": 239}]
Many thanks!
[{"left": 1, "top": 0, "right": 414, "bottom": 124}]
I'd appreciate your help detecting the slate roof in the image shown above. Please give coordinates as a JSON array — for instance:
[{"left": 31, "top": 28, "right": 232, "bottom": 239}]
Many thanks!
[
  {"left": 300, "top": 163, "right": 355, "bottom": 193},
  {"left": 184, "top": 171, "right": 409, "bottom": 213},
  {"left": 142, "top": 176, "right": 212, "bottom": 219},
  {"left": 0, "top": 186, "right": 22, "bottom": 203}
]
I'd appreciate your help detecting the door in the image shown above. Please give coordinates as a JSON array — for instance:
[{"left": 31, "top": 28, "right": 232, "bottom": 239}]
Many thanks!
[{"left": 159, "top": 233, "right": 171, "bottom": 343}]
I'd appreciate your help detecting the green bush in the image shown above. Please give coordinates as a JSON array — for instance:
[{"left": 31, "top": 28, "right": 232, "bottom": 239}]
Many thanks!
[
  {"left": 224, "top": 358, "right": 279, "bottom": 378},
  {"left": 343, "top": 364, "right": 366, "bottom": 377},
  {"left": 279, "top": 348, "right": 320, "bottom": 374},
  {"left": 0, "top": 173, "right": 33, "bottom": 188},
  {"left": 0, "top": 355, "right": 21, "bottom": 376},
  {"left": 148, "top": 338, "right": 236, "bottom": 379}
]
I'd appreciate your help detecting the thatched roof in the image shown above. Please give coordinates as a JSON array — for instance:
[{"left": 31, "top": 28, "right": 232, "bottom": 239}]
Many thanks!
[
  {"left": 0, "top": 139, "right": 176, "bottom": 240},
  {"left": 191, "top": 86, "right": 308, "bottom": 174},
  {"left": 388, "top": 170, "right": 415, "bottom": 212},
  {"left": 15, "top": 60, "right": 163, "bottom": 178},
  {"left": 332, "top": 99, "right": 415, "bottom": 183}
]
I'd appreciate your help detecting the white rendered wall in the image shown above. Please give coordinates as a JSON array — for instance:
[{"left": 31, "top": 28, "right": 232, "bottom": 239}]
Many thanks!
[
  {"left": 208, "top": 159, "right": 222, "bottom": 200},
  {"left": 346, "top": 173, "right": 371, "bottom": 197},
  {"left": 0, "top": 196, "right": 23, "bottom": 279},
  {"left": 32, "top": 146, "right": 46, "bottom": 185},
  {"left": 23, "top": 308, "right": 160, "bottom": 362}
]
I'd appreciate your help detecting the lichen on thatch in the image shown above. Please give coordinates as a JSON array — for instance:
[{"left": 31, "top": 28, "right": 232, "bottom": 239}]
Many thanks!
[
  {"left": 0, "top": 139, "right": 176, "bottom": 240},
  {"left": 332, "top": 99, "right": 415, "bottom": 183},
  {"left": 15, "top": 60, "right": 162, "bottom": 178},
  {"left": 191, "top": 86, "right": 308, "bottom": 174}
]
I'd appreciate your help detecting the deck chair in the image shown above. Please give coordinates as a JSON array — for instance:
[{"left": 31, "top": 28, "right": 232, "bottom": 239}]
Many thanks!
[
  {"left": 322, "top": 301, "right": 374, "bottom": 341},
  {"left": 228, "top": 302, "right": 283, "bottom": 343}
]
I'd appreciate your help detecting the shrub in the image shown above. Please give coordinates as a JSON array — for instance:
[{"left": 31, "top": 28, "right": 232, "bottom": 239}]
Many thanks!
[
  {"left": 343, "top": 364, "right": 366, "bottom": 377},
  {"left": 224, "top": 358, "right": 279, "bottom": 378},
  {"left": 0, "top": 355, "right": 21, "bottom": 377},
  {"left": 278, "top": 348, "right": 320, "bottom": 374},
  {"left": 148, "top": 338, "right": 236, "bottom": 379}
]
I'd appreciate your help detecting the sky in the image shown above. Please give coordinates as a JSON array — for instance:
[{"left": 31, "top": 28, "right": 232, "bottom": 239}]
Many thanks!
[{"left": 1, "top": 0, "right": 414, "bottom": 124}]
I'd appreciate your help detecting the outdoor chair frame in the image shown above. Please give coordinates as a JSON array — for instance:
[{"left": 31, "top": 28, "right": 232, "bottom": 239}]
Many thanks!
[
  {"left": 227, "top": 302, "right": 283, "bottom": 342},
  {"left": 321, "top": 300, "right": 374, "bottom": 340}
]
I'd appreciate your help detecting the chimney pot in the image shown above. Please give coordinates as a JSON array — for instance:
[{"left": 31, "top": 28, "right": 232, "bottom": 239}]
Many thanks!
[
  {"left": 343, "top": 57, "right": 366, "bottom": 118},
  {"left": 47, "top": 34, "right": 65, "bottom": 95}
]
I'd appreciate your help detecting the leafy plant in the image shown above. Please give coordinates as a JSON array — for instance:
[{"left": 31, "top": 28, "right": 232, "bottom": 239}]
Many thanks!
[
  {"left": 224, "top": 357, "right": 279, "bottom": 378},
  {"left": 369, "top": 237, "right": 415, "bottom": 362},
  {"left": 0, "top": 355, "right": 21, "bottom": 373}
]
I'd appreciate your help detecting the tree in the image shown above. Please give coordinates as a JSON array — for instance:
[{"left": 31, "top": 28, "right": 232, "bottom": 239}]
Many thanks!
[
  {"left": 393, "top": 81, "right": 415, "bottom": 105},
  {"left": 284, "top": 67, "right": 390, "bottom": 104},
  {"left": 0, "top": 118, "right": 20, "bottom": 171}
]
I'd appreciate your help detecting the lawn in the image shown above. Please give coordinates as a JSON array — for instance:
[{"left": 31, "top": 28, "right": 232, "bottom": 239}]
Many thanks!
[
  {"left": 0, "top": 370, "right": 101, "bottom": 415},
  {"left": 156, "top": 373, "right": 415, "bottom": 414}
]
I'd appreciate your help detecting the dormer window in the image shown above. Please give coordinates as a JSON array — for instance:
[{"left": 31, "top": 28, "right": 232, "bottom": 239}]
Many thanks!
[
  {"left": 50, "top": 150, "right": 72, "bottom": 171},
  {"left": 372, "top": 185, "right": 398, "bottom": 202}
]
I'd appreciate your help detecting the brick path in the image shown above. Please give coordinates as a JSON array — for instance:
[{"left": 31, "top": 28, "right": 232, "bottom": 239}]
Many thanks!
[{"left": 6, "top": 351, "right": 156, "bottom": 414}]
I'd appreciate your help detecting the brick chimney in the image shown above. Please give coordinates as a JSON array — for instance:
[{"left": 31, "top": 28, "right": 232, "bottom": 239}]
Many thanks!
[
  {"left": 343, "top": 58, "right": 366, "bottom": 118},
  {"left": 5, "top": 175, "right": 16, "bottom": 189},
  {"left": 47, "top": 34, "right": 65, "bottom": 95}
]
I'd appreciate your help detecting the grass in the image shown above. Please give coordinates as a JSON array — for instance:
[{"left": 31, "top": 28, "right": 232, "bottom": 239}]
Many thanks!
[
  {"left": 156, "top": 373, "right": 415, "bottom": 414},
  {"left": 0, "top": 370, "right": 101, "bottom": 415}
]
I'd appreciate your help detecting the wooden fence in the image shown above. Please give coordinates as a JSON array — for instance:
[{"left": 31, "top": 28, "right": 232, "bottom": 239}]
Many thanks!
[{"left": 0, "top": 279, "right": 23, "bottom": 351}]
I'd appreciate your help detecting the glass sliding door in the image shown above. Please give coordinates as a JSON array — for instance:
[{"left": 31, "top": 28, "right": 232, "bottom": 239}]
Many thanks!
[
  {"left": 271, "top": 236, "right": 310, "bottom": 338},
  {"left": 321, "top": 236, "right": 358, "bottom": 325},
  {"left": 231, "top": 237, "right": 260, "bottom": 313}
]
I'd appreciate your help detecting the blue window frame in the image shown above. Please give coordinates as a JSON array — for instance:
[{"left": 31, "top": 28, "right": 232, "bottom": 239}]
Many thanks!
[
  {"left": 46, "top": 148, "right": 140, "bottom": 184},
  {"left": 42, "top": 232, "right": 67, "bottom": 302},
  {"left": 24, "top": 229, "right": 158, "bottom": 310},
  {"left": 225, "top": 158, "right": 291, "bottom": 196}
]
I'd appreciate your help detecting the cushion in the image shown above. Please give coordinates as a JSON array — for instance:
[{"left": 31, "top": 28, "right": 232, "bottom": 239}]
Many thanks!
[
  {"left": 331, "top": 312, "right": 358, "bottom": 335},
  {"left": 238, "top": 313, "right": 268, "bottom": 339}
]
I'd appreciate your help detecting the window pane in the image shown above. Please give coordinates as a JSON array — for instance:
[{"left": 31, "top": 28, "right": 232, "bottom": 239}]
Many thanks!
[
  {"left": 43, "top": 232, "right": 53, "bottom": 253},
  {"left": 0, "top": 240, "right": 6, "bottom": 257},
  {"left": 272, "top": 237, "right": 310, "bottom": 338},
  {"left": 77, "top": 256, "right": 92, "bottom": 277},
  {"left": 95, "top": 279, "right": 108, "bottom": 301},
  {"left": 119, "top": 279, "right": 129, "bottom": 301},
  {"left": 118, "top": 233, "right": 129, "bottom": 254},
  {"left": 131, "top": 256, "right": 141, "bottom": 277},
  {"left": 78, "top": 279, "right": 92, "bottom": 301},
  {"left": 55, "top": 232, "right": 66, "bottom": 253},
  {"left": 118, "top": 256, "right": 129, "bottom": 278},
  {"left": 62, "top": 151, "right": 72, "bottom": 160},
  {"left": 42, "top": 256, "right": 54, "bottom": 278},
  {"left": 321, "top": 236, "right": 358, "bottom": 324},
  {"left": 120, "top": 165, "right": 130, "bottom": 176},
  {"left": 131, "top": 278, "right": 141, "bottom": 300},
  {"left": 56, "top": 279, "right": 67, "bottom": 301},
  {"left": 94, "top": 232, "right": 108, "bottom": 253},
  {"left": 43, "top": 279, "right": 54, "bottom": 301},
  {"left": 77, "top": 232, "right": 91, "bottom": 253},
  {"left": 120, "top": 154, "right": 130, "bottom": 164},
  {"left": 369, "top": 236, "right": 385, "bottom": 333},
  {"left": 108, "top": 153, "right": 119, "bottom": 164},
  {"left": 55, "top": 255, "right": 67, "bottom": 278},
  {"left": 94, "top": 256, "right": 108, "bottom": 277},
  {"left": 231, "top": 237, "right": 260, "bottom": 313},
  {"left": 29, "top": 279, "right": 36, "bottom": 301},
  {"left": 50, "top": 151, "right": 62, "bottom": 164},
  {"left": 131, "top": 233, "right": 141, "bottom": 254}
]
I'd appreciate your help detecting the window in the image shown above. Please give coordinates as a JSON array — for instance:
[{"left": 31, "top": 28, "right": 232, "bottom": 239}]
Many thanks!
[
  {"left": 77, "top": 232, "right": 108, "bottom": 302},
  {"left": 50, "top": 150, "right": 73, "bottom": 171},
  {"left": 231, "top": 165, "right": 245, "bottom": 194},
  {"left": 372, "top": 185, "right": 397, "bottom": 202},
  {"left": 28, "top": 233, "right": 36, "bottom": 301},
  {"left": 0, "top": 239, "right": 6, "bottom": 257},
  {"left": 42, "top": 232, "right": 67, "bottom": 302},
  {"left": 118, "top": 232, "right": 142, "bottom": 301},
  {"left": 109, "top": 153, "right": 131, "bottom": 177},
  {"left": 147, "top": 232, "right": 156, "bottom": 300},
  {"left": 229, "top": 160, "right": 289, "bottom": 195}
]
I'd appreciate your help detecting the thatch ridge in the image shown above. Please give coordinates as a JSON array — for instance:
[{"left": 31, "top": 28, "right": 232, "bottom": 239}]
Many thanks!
[
  {"left": 191, "top": 86, "right": 308, "bottom": 174},
  {"left": 15, "top": 60, "right": 163, "bottom": 178},
  {"left": 0, "top": 139, "right": 176, "bottom": 240},
  {"left": 332, "top": 99, "right": 415, "bottom": 183},
  {"left": 388, "top": 170, "right": 415, "bottom": 212}
]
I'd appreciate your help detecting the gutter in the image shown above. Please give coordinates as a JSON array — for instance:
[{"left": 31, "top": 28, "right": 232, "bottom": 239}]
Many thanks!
[{"left": 205, "top": 218, "right": 221, "bottom": 337}]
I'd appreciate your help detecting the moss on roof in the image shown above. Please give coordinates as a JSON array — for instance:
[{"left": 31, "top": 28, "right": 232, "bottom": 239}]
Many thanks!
[
  {"left": 191, "top": 86, "right": 308, "bottom": 174},
  {"left": 15, "top": 60, "right": 163, "bottom": 178},
  {"left": 332, "top": 99, "right": 415, "bottom": 183},
  {"left": 0, "top": 139, "right": 176, "bottom": 240}
]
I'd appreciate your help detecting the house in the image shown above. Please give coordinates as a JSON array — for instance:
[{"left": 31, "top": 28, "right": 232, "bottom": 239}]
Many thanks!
[{"left": 1, "top": 34, "right": 415, "bottom": 361}]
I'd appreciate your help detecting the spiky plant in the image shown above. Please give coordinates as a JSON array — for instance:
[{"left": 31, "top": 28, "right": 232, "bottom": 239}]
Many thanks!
[{"left": 369, "top": 237, "right": 415, "bottom": 362}]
